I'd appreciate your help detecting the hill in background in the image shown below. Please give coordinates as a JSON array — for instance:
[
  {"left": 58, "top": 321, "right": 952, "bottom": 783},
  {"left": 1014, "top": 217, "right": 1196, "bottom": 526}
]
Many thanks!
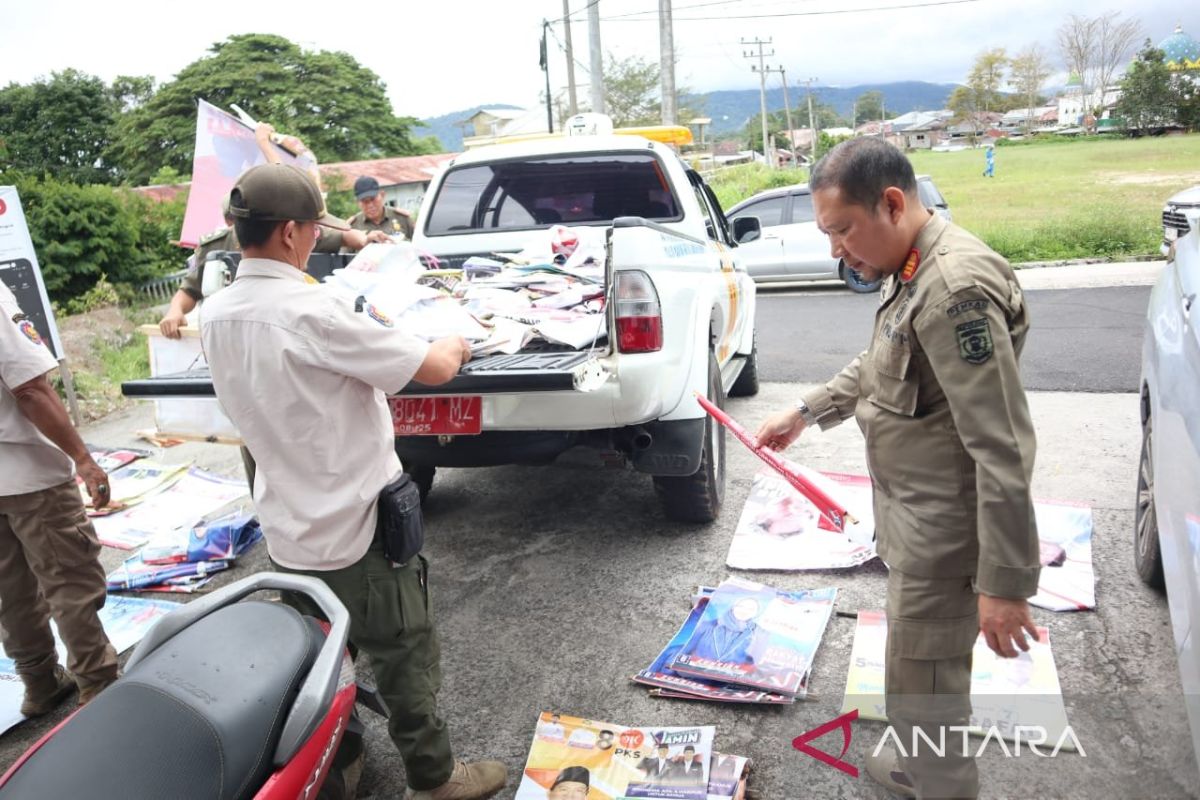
[{"left": 414, "top": 81, "right": 959, "bottom": 151}]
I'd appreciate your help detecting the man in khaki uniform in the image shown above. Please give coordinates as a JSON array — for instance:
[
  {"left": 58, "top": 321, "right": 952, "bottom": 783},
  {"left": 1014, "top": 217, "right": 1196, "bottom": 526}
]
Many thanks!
[
  {"left": 159, "top": 212, "right": 390, "bottom": 339},
  {"left": 0, "top": 283, "right": 119, "bottom": 715},
  {"left": 350, "top": 175, "right": 414, "bottom": 240},
  {"left": 756, "top": 138, "right": 1040, "bottom": 799},
  {"left": 201, "top": 163, "right": 506, "bottom": 800}
]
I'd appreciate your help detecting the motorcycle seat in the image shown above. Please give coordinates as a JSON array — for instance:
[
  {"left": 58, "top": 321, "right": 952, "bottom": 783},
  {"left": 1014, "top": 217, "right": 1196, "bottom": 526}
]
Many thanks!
[{"left": 0, "top": 600, "right": 324, "bottom": 800}]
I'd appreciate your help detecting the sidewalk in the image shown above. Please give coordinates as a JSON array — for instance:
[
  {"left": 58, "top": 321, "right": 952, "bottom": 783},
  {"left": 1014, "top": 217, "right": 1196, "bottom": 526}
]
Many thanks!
[{"left": 1015, "top": 259, "right": 1164, "bottom": 290}]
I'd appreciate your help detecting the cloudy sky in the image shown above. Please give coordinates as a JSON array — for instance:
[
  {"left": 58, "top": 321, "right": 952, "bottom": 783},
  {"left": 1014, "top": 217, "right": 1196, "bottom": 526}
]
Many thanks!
[{"left": 2, "top": 0, "right": 1196, "bottom": 120}]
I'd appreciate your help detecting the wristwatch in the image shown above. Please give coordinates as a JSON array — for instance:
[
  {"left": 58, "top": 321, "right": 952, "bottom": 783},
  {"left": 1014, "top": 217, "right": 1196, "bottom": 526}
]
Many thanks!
[{"left": 795, "top": 398, "right": 819, "bottom": 426}]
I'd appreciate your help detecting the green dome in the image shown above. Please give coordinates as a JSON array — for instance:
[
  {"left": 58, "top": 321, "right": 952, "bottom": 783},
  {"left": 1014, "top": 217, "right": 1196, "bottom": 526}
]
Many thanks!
[{"left": 1159, "top": 25, "right": 1200, "bottom": 69}]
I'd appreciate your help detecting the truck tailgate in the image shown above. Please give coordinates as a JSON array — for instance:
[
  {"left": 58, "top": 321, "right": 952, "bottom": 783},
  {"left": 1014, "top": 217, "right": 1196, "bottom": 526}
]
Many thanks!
[{"left": 121, "top": 352, "right": 608, "bottom": 400}]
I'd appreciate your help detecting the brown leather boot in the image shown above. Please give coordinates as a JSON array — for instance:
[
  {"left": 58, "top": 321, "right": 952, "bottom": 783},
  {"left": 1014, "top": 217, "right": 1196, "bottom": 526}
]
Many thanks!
[
  {"left": 404, "top": 760, "right": 507, "bottom": 800},
  {"left": 77, "top": 675, "right": 118, "bottom": 707},
  {"left": 20, "top": 665, "right": 76, "bottom": 717}
]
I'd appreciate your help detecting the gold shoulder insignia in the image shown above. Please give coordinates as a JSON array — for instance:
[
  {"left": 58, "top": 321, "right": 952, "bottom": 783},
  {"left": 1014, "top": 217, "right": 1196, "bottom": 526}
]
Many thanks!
[{"left": 199, "top": 227, "right": 230, "bottom": 245}]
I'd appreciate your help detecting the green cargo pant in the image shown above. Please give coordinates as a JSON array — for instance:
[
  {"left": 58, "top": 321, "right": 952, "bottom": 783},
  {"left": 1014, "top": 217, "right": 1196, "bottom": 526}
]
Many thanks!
[
  {"left": 885, "top": 568, "right": 980, "bottom": 800},
  {"left": 272, "top": 542, "right": 454, "bottom": 791}
]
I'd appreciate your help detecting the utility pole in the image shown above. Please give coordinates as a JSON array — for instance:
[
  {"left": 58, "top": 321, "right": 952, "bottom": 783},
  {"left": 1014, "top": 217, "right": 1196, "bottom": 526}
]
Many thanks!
[
  {"left": 588, "top": 0, "right": 605, "bottom": 114},
  {"left": 778, "top": 68, "right": 794, "bottom": 165},
  {"left": 761, "top": 65, "right": 793, "bottom": 166},
  {"left": 742, "top": 37, "right": 774, "bottom": 168},
  {"left": 802, "top": 77, "right": 819, "bottom": 161},
  {"left": 563, "top": 0, "right": 578, "bottom": 115},
  {"left": 541, "top": 20, "right": 554, "bottom": 133},
  {"left": 659, "top": 0, "right": 676, "bottom": 125}
]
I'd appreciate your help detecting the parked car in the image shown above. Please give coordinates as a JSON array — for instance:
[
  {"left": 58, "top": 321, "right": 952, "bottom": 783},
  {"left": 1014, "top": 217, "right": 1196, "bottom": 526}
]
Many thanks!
[
  {"left": 725, "top": 175, "right": 950, "bottom": 292},
  {"left": 1135, "top": 199, "right": 1200, "bottom": 765},
  {"left": 1161, "top": 185, "right": 1200, "bottom": 256}
]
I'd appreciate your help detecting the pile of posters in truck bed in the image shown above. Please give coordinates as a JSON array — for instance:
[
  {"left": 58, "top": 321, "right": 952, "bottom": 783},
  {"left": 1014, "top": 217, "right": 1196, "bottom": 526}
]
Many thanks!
[
  {"left": 515, "top": 711, "right": 751, "bottom": 800},
  {"left": 727, "top": 469, "right": 1096, "bottom": 611},
  {"left": 633, "top": 577, "right": 837, "bottom": 704},
  {"left": 90, "top": 466, "right": 248, "bottom": 550},
  {"left": 841, "top": 610, "right": 1077, "bottom": 750},
  {"left": 0, "top": 595, "right": 179, "bottom": 734},
  {"left": 106, "top": 513, "right": 261, "bottom": 593},
  {"left": 323, "top": 227, "right": 608, "bottom": 354}
]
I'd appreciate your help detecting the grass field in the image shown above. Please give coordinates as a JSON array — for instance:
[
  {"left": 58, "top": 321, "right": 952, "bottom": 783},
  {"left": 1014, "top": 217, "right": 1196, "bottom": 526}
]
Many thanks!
[{"left": 709, "top": 134, "right": 1200, "bottom": 262}]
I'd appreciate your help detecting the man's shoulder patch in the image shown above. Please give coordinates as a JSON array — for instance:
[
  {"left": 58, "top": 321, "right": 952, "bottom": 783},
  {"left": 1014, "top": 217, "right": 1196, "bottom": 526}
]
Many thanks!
[
  {"left": 17, "top": 319, "right": 43, "bottom": 346},
  {"left": 946, "top": 298, "right": 989, "bottom": 318},
  {"left": 955, "top": 318, "right": 993, "bottom": 364},
  {"left": 365, "top": 303, "right": 393, "bottom": 328}
]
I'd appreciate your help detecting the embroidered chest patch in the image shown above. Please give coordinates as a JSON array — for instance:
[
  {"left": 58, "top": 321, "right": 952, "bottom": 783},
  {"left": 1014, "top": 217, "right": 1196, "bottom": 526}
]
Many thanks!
[{"left": 955, "top": 318, "right": 993, "bottom": 364}]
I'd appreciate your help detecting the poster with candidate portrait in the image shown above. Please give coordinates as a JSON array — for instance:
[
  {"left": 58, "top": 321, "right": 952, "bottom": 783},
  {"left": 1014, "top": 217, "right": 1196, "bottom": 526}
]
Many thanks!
[{"left": 516, "top": 712, "right": 714, "bottom": 800}]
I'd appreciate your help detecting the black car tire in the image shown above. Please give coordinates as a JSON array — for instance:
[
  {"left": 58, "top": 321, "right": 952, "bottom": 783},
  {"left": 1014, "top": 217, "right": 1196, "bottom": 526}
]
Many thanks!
[
  {"left": 841, "top": 261, "right": 882, "bottom": 293},
  {"left": 654, "top": 352, "right": 726, "bottom": 523},
  {"left": 728, "top": 333, "right": 760, "bottom": 398},
  {"left": 1134, "top": 413, "right": 1165, "bottom": 590}
]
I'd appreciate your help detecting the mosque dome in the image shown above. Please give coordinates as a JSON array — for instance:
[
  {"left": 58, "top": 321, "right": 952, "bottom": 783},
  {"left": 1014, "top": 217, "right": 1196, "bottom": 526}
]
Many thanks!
[{"left": 1159, "top": 24, "right": 1200, "bottom": 70}]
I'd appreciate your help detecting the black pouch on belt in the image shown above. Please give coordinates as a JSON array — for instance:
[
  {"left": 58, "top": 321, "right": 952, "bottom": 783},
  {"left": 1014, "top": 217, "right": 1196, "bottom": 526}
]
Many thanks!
[{"left": 375, "top": 473, "right": 424, "bottom": 565}]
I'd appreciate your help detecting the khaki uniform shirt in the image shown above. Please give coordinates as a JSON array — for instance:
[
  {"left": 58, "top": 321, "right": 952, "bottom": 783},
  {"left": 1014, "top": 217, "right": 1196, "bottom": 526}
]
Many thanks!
[
  {"left": 0, "top": 283, "right": 73, "bottom": 495},
  {"left": 802, "top": 213, "right": 1040, "bottom": 598},
  {"left": 181, "top": 227, "right": 240, "bottom": 300},
  {"left": 349, "top": 205, "right": 414, "bottom": 241},
  {"left": 182, "top": 227, "right": 349, "bottom": 300},
  {"left": 200, "top": 258, "right": 430, "bottom": 570}
]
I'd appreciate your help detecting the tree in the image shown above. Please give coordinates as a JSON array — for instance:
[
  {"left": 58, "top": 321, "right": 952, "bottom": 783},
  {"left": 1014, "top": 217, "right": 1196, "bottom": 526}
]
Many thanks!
[
  {"left": 1058, "top": 12, "right": 1141, "bottom": 127},
  {"left": 603, "top": 53, "right": 662, "bottom": 126},
  {"left": 854, "top": 90, "right": 884, "bottom": 125},
  {"left": 109, "top": 34, "right": 421, "bottom": 185},
  {"left": 1009, "top": 45, "right": 1052, "bottom": 131},
  {"left": 1115, "top": 41, "right": 1178, "bottom": 134},
  {"left": 0, "top": 69, "right": 121, "bottom": 184},
  {"left": 966, "top": 48, "right": 1009, "bottom": 113}
]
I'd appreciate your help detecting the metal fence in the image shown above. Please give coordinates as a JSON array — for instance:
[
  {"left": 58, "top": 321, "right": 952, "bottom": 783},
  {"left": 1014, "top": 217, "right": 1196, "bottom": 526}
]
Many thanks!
[{"left": 139, "top": 269, "right": 188, "bottom": 304}]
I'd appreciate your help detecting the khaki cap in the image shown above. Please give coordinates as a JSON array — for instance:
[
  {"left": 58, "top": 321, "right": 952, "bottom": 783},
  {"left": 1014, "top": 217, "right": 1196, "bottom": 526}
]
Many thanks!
[{"left": 229, "top": 163, "right": 349, "bottom": 230}]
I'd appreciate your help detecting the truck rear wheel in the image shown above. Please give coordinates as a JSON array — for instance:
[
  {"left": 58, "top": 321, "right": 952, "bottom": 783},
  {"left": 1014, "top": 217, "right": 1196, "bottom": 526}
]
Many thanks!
[
  {"left": 728, "top": 333, "right": 759, "bottom": 398},
  {"left": 654, "top": 352, "right": 726, "bottom": 523}
]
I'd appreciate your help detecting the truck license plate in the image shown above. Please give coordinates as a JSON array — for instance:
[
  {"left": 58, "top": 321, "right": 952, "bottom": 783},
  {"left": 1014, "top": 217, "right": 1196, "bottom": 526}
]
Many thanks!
[{"left": 389, "top": 397, "right": 482, "bottom": 436}]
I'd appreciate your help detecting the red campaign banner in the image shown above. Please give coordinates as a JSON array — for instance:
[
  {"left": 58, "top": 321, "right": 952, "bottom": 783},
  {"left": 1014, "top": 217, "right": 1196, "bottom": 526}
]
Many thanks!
[
  {"left": 694, "top": 393, "right": 854, "bottom": 532},
  {"left": 179, "top": 100, "right": 314, "bottom": 248}
]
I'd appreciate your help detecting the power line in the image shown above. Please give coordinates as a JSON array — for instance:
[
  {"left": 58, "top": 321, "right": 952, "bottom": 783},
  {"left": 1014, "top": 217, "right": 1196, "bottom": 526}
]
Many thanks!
[
  {"left": 564, "top": 0, "right": 602, "bottom": 23},
  {"left": 603, "top": 0, "right": 985, "bottom": 22}
]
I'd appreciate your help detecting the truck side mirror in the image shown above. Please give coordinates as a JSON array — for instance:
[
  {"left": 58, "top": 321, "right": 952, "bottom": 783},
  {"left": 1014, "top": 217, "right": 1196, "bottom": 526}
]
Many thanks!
[{"left": 732, "top": 216, "right": 762, "bottom": 244}]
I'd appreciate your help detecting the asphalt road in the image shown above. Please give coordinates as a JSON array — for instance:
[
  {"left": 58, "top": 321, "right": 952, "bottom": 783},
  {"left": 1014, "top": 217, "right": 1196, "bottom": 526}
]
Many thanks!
[
  {"left": 755, "top": 283, "right": 1150, "bottom": 393},
  {"left": 0, "top": 264, "right": 1190, "bottom": 799}
]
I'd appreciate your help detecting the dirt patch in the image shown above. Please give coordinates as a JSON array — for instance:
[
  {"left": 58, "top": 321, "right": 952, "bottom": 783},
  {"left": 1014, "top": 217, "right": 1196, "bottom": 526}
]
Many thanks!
[
  {"left": 55, "top": 306, "right": 142, "bottom": 423},
  {"left": 1101, "top": 171, "right": 1200, "bottom": 187}
]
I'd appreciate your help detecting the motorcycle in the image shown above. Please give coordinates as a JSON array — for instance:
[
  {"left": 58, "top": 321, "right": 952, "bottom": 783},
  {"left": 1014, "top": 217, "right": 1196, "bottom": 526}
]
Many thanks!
[{"left": 0, "top": 572, "right": 381, "bottom": 800}]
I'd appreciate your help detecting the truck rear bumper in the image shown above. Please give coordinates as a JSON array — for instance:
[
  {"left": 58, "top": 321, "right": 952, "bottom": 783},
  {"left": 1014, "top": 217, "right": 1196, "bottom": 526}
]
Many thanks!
[{"left": 395, "top": 417, "right": 703, "bottom": 476}]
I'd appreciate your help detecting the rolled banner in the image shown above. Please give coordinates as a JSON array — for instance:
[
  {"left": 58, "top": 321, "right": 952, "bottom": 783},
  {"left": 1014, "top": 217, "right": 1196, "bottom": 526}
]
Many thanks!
[{"left": 694, "top": 392, "right": 856, "bottom": 532}]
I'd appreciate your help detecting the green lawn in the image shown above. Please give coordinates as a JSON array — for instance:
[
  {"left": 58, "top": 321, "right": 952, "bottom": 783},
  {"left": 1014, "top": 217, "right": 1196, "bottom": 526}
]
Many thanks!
[{"left": 709, "top": 134, "right": 1200, "bottom": 262}]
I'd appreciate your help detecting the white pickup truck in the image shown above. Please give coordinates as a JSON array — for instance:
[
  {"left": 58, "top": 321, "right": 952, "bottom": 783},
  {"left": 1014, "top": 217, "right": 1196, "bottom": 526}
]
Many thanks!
[
  {"left": 124, "top": 130, "right": 761, "bottom": 523},
  {"left": 395, "top": 132, "right": 760, "bottom": 522}
]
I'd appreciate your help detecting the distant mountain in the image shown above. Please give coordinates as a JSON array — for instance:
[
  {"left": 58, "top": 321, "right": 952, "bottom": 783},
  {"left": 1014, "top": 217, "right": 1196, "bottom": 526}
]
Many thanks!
[
  {"left": 415, "top": 82, "right": 960, "bottom": 151},
  {"left": 688, "top": 81, "right": 961, "bottom": 137},
  {"left": 413, "top": 104, "right": 523, "bottom": 152}
]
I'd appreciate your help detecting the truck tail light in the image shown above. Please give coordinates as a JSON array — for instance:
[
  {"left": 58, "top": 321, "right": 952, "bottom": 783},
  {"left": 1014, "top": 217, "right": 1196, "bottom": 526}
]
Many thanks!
[{"left": 614, "top": 270, "right": 663, "bottom": 353}]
